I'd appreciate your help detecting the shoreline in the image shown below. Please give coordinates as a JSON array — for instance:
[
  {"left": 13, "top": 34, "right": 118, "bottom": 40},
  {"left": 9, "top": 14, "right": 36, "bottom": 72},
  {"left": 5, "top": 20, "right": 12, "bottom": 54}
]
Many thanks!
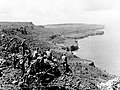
[
  {"left": 72, "top": 30, "right": 117, "bottom": 76},
  {"left": 53, "top": 29, "right": 105, "bottom": 52},
  {"left": 64, "top": 29, "right": 104, "bottom": 39},
  {"left": 0, "top": 22, "right": 116, "bottom": 90}
]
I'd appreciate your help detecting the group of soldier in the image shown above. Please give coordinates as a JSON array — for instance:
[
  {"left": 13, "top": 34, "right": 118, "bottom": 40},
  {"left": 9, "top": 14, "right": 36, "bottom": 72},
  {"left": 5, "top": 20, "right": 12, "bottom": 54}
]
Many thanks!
[
  {"left": 0, "top": 33, "right": 72, "bottom": 88},
  {"left": 12, "top": 43, "right": 69, "bottom": 75}
]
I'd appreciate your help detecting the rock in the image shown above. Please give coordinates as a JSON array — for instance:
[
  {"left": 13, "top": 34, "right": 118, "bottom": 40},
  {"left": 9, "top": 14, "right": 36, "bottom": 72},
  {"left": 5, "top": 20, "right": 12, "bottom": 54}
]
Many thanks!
[
  {"left": 82, "top": 59, "right": 95, "bottom": 67},
  {"left": 66, "top": 82, "right": 70, "bottom": 86},
  {"left": 97, "top": 76, "right": 120, "bottom": 90},
  {"left": 12, "top": 80, "right": 18, "bottom": 85},
  {"left": 89, "top": 62, "right": 95, "bottom": 67},
  {"left": 70, "top": 45, "right": 79, "bottom": 51}
]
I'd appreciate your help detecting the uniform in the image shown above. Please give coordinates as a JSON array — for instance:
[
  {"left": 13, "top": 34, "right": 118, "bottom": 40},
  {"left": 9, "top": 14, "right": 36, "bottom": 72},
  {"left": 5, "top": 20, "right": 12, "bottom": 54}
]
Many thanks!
[
  {"left": 61, "top": 54, "right": 68, "bottom": 73},
  {"left": 32, "top": 48, "right": 39, "bottom": 59},
  {"left": 46, "top": 49, "right": 52, "bottom": 60}
]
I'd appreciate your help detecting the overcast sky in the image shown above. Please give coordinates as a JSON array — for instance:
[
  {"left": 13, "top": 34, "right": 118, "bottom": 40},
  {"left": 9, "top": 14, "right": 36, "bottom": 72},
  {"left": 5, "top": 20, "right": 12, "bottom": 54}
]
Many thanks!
[{"left": 0, "top": 0, "right": 119, "bottom": 25}]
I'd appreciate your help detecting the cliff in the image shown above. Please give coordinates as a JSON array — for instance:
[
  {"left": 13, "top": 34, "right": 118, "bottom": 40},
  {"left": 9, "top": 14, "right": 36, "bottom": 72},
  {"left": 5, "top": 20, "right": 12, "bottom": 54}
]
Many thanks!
[
  {"left": 42, "top": 23, "right": 105, "bottom": 51},
  {"left": 0, "top": 22, "right": 115, "bottom": 90}
]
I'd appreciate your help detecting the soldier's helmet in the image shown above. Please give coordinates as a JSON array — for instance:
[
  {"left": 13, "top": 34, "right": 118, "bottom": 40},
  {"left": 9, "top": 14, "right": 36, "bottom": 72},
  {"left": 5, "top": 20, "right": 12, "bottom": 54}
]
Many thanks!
[
  {"left": 37, "top": 56, "right": 42, "bottom": 60},
  {"left": 17, "top": 54, "right": 23, "bottom": 59},
  {"left": 1, "top": 34, "right": 5, "bottom": 38},
  {"left": 63, "top": 53, "right": 66, "bottom": 55},
  {"left": 25, "top": 50, "right": 29, "bottom": 54}
]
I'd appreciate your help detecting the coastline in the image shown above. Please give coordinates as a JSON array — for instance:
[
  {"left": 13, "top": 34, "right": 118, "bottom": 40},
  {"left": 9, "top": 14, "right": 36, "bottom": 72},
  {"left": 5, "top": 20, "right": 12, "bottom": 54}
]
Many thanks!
[
  {"left": 48, "top": 24, "right": 118, "bottom": 89},
  {"left": 0, "top": 22, "right": 117, "bottom": 90}
]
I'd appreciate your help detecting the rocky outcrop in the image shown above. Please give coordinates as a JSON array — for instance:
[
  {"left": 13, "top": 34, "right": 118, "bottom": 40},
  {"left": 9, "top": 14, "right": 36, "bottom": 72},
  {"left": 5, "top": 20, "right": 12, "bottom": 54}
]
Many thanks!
[
  {"left": 97, "top": 76, "right": 120, "bottom": 90},
  {"left": 65, "top": 30, "right": 104, "bottom": 39},
  {"left": 69, "top": 45, "right": 79, "bottom": 51}
]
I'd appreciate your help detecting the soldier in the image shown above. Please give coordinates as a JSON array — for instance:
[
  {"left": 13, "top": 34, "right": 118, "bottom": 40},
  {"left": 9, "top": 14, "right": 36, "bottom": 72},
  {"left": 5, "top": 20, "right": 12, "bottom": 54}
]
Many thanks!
[
  {"left": 46, "top": 48, "right": 52, "bottom": 60},
  {"left": 17, "top": 55, "right": 26, "bottom": 76},
  {"left": 43, "top": 54, "right": 48, "bottom": 64},
  {"left": 22, "top": 26, "right": 27, "bottom": 34},
  {"left": 61, "top": 53, "right": 68, "bottom": 73},
  {"left": 19, "top": 46, "right": 23, "bottom": 55},
  {"left": 21, "top": 58, "right": 26, "bottom": 76},
  {"left": 21, "top": 40, "right": 28, "bottom": 56},
  {"left": 35, "top": 57, "right": 42, "bottom": 73},
  {"left": 37, "top": 54, "right": 43, "bottom": 71},
  {"left": 13, "top": 42, "right": 19, "bottom": 53},
  {"left": 16, "top": 54, "right": 23, "bottom": 68},
  {"left": 25, "top": 49, "right": 32, "bottom": 66},
  {"left": 0, "top": 69, "right": 3, "bottom": 77},
  {"left": 32, "top": 47, "right": 39, "bottom": 59},
  {"left": 12, "top": 53, "right": 18, "bottom": 68},
  {"left": 28, "top": 60, "right": 37, "bottom": 75},
  {"left": 1, "top": 34, "right": 5, "bottom": 38},
  {"left": 41, "top": 53, "right": 50, "bottom": 71},
  {"left": 52, "top": 58, "right": 58, "bottom": 66}
]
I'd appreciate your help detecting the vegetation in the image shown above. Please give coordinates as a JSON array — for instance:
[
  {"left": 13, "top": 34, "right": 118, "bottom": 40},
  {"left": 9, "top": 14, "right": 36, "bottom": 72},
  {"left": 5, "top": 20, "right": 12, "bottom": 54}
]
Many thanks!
[{"left": 0, "top": 22, "right": 113, "bottom": 90}]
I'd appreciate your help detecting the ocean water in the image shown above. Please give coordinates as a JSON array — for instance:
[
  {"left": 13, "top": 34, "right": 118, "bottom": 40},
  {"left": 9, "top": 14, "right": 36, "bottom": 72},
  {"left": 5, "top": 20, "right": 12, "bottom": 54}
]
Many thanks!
[{"left": 74, "top": 22, "right": 120, "bottom": 76}]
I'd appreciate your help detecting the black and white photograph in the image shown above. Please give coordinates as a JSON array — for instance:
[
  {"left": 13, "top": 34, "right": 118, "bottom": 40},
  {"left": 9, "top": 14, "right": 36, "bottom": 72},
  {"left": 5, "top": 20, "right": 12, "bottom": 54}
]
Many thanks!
[{"left": 0, "top": 0, "right": 120, "bottom": 90}]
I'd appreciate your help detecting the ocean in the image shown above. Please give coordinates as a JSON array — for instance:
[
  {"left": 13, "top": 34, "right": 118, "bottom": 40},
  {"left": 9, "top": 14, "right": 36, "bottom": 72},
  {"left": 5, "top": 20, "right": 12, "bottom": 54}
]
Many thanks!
[{"left": 74, "top": 22, "right": 120, "bottom": 76}]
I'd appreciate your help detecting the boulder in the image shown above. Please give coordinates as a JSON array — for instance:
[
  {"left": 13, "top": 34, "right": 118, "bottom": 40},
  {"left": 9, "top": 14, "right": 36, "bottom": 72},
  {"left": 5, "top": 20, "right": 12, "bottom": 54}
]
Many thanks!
[
  {"left": 81, "top": 59, "right": 95, "bottom": 67},
  {"left": 97, "top": 76, "right": 120, "bottom": 90},
  {"left": 12, "top": 80, "right": 18, "bottom": 85},
  {"left": 70, "top": 45, "right": 79, "bottom": 51}
]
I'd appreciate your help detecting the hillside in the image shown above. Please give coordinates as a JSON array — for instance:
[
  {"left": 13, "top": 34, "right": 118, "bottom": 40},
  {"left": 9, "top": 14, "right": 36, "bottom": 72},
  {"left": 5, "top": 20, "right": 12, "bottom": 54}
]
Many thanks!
[{"left": 0, "top": 22, "right": 114, "bottom": 90}]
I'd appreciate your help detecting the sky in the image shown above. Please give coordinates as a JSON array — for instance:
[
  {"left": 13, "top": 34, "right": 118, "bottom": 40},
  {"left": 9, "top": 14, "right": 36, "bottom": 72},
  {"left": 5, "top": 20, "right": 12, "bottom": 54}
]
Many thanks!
[{"left": 0, "top": 0, "right": 119, "bottom": 25}]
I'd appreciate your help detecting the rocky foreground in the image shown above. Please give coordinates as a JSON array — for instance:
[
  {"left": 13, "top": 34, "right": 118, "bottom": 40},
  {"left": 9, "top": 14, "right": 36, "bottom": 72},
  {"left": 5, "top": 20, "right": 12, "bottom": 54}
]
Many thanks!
[{"left": 0, "top": 22, "right": 118, "bottom": 90}]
